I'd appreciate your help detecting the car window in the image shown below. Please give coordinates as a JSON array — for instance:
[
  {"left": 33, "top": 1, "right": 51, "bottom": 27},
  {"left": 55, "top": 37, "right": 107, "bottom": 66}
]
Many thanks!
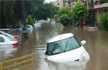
[
  {"left": 65, "top": 37, "right": 80, "bottom": 51},
  {"left": 47, "top": 36, "right": 81, "bottom": 55},
  {"left": 0, "top": 37, "right": 5, "bottom": 42},
  {"left": 4, "top": 35, "right": 16, "bottom": 41}
]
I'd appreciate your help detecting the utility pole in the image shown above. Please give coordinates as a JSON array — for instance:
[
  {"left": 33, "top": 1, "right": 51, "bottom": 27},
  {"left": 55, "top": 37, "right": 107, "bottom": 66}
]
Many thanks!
[{"left": 22, "top": 0, "right": 28, "bottom": 41}]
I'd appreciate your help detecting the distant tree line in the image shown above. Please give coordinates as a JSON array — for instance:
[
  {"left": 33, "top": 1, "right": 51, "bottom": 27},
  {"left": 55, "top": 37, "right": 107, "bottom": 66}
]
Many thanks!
[{"left": 0, "top": 0, "right": 59, "bottom": 28}]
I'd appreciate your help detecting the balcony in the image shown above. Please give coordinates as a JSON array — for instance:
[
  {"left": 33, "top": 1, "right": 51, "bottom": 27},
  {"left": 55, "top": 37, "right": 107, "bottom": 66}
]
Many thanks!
[
  {"left": 87, "top": 1, "right": 100, "bottom": 11},
  {"left": 94, "top": 2, "right": 108, "bottom": 9}
]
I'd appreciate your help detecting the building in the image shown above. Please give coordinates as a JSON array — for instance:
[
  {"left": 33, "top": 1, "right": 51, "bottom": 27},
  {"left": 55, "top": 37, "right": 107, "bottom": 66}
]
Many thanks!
[
  {"left": 52, "top": 2, "right": 58, "bottom": 6},
  {"left": 86, "top": 0, "right": 108, "bottom": 26},
  {"left": 56, "top": 0, "right": 62, "bottom": 8},
  {"left": 94, "top": 0, "right": 108, "bottom": 21},
  {"left": 57, "top": 0, "right": 85, "bottom": 8}
]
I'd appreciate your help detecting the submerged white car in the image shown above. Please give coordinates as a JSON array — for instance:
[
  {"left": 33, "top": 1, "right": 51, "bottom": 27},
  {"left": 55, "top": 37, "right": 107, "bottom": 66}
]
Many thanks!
[
  {"left": 0, "top": 34, "right": 18, "bottom": 47},
  {"left": 45, "top": 33, "right": 90, "bottom": 62},
  {"left": 0, "top": 31, "right": 21, "bottom": 42}
]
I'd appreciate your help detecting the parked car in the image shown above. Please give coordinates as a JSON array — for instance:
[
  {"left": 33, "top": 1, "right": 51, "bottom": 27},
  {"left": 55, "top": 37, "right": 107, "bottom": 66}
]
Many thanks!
[
  {"left": 51, "top": 19, "right": 56, "bottom": 23},
  {"left": 34, "top": 23, "right": 41, "bottom": 28},
  {"left": 0, "top": 31, "right": 21, "bottom": 42},
  {"left": 45, "top": 33, "right": 90, "bottom": 62},
  {"left": 27, "top": 25, "right": 33, "bottom": 30},
  {"left": 0, "top": 29, "right": 12, "bottom": 34},
  {"left": 0, "top": 34, "right": 18, "bottom": 47}
]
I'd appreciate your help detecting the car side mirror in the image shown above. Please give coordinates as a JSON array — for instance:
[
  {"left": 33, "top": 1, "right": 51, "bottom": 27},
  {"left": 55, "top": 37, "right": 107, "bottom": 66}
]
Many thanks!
[{"left": 81, "top": 40, "right": 86, "bottom": 45}]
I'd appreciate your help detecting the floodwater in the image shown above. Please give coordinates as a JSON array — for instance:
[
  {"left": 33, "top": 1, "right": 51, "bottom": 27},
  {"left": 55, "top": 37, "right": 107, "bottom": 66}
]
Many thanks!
[{"left": 0, "top": 22, "right": 108, "bottom": 70}]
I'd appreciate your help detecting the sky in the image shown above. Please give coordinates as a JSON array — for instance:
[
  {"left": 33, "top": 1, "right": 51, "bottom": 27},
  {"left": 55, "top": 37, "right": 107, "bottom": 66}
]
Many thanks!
[{"left": 44, "top": 0, "right": 56, "bottom": 3}]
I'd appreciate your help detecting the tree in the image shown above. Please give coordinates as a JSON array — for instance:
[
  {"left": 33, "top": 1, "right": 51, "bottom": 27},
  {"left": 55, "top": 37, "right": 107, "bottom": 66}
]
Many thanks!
[
  {"left": 70, "top": 0, "right": 88, "bottom": 27},
  {"left": 60, "top": 14, "right": 70, "bottom": 26},
  {"left": 51, "top": 5, "right": 59, "bottom": 18},
  {"left": 57, "top": 6, "right": 70, "bottom": 17},
  {"left": 28, "top": 15, "right": 33, "bottom": 26},
  {"left": 1, "top": 0, "right": 59, "bottom": 28},
  {"left": 3, "top": 0, "right": 15, "bottom": 27},
  {"left": 35, "top": 3, "right": 59, "bottom": 20}
]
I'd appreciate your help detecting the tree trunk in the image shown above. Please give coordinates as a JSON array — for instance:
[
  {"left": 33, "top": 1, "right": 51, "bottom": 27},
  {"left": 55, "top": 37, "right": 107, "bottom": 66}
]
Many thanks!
[{"left": 79, "top": 19, "right": 83, "bottom": 27}]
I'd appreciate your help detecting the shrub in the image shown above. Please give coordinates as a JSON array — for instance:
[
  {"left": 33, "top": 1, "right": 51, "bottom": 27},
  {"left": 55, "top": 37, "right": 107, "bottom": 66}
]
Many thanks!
[
  {"left": 98, "top": 12, "right": 108, "bottom": 30},
  {"left": 28, "top": 15, "right": 33, "bottom": 26},
  {"left": 60, "top": 14, "right": 70, "bottom": 26}
]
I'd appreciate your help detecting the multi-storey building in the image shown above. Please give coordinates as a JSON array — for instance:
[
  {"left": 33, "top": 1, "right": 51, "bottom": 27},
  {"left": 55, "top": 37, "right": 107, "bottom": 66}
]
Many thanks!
[
  {"left": 86, "top": 0, "right": 108, "bottom": 26},
  {"left": 57, "top": 0, "right": 85, "bottom": 8},
  {"left": 94, "top": 0, "right": 108, "bottom": 21},
  {"left": 86, "top": 0, "right": 97, "bottom": 26}
]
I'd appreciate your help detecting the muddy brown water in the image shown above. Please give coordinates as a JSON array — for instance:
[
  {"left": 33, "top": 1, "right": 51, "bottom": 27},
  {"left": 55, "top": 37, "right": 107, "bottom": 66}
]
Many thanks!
[{"left": 0, "top": 22, "right": 108, "bottom": 70}]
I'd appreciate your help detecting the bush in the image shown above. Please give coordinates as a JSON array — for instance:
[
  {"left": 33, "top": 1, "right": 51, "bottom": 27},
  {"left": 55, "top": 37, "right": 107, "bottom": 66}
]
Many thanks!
[
  {"left": 98, "top": 22, "right": 104, "bottom": 30},
  {"left": 28, "top": 15, "right": 33, "bottom": 26},
  {"left": 98, "top": 12, "right": 108, "bottom": 30},
  {"left": 60, "top": 14, "right": 70, "bottom": 26}
]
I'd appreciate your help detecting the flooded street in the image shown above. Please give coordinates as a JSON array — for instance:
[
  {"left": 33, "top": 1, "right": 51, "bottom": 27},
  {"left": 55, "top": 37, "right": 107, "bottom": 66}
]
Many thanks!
[{"left": 1, "top": 22, "right": 108, "bottom": 70}]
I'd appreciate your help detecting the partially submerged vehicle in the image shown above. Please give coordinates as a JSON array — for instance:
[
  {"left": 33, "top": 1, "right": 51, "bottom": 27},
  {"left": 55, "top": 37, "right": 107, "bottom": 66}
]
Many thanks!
[{"left": 45, "top": 33, "right": 90, "bottom": 62}]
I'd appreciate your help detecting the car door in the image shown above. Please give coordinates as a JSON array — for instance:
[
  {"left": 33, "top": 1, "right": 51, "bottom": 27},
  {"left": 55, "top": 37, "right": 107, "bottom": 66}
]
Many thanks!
[{"left": 0, "top": 37, "right": 5, "bottom": 46}]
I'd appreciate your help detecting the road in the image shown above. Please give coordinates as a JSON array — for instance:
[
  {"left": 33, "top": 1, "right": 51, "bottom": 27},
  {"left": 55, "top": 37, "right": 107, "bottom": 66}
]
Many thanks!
[{"left": 0, "top": 22, "right": 108, "bottom": 70}]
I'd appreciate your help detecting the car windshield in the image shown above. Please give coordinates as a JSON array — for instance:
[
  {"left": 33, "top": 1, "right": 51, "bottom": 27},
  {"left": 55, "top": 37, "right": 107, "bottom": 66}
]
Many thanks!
[
  {"left": 27, "top": 26, "right": 30, "bottom": 28},
  {"left": 46, "top": 36, "right": 81, "bottom": 55}
]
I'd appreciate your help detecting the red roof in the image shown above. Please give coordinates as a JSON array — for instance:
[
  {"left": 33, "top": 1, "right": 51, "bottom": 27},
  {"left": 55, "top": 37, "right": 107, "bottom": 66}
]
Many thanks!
[{"left": 52, "top": 2, "right": 58, "bottom": 5}]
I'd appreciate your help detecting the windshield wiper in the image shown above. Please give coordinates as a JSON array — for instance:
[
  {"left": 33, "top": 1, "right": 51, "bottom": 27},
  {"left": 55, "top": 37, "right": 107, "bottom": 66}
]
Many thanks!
[
  {"left": 51, "top": 43, "right": 58, "bottom": 54},
  {"left": 64, "top": 41, "right": 68, "bottom": 52}
]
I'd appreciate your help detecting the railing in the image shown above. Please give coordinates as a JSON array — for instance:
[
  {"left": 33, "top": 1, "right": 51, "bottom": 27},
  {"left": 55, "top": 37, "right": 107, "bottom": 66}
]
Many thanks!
[{"left": 0, "top": 53, "right": 35, "bottom": 70}]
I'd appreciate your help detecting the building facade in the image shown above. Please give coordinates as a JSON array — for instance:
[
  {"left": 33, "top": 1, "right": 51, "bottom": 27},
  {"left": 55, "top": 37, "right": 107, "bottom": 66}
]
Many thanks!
[
  {"left": 86, "top": 0, "right": 108, "bottom": 25},
  {"left": 94, "top": 0, "right": 108, "bottom": 21}
]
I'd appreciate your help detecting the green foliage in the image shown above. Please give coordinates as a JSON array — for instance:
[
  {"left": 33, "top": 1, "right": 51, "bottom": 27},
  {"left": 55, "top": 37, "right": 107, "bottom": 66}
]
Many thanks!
[
  {"left": 57, "top": 6, "right": 70, "bottom": 17},
  {"left": 1, "top": 0, "right": 58, "bottom": 28},
  {"left": 35, "top": 3, "right": 59, "bottom": 20},
  {"left": 70, "top": 0, "right": 88, "bottom": 22},
  {"left": 60, "top": 14, "right": 70, "bottom": 26},
  {"left": 51, "top": 5, "right": 59, "bottom": 18},
  {"left": 98, "top": 12, "right": 108, "bottom": 30},
  {"left": 99, "top": 0, "right": 108, "bottom": 4},
  {"left": 28, "top": 15, "right": 33, "bottom": 26},
  {"left": 75, "top": 21, "right": 79, "bottom": 27},
  {"left": 3, "top": 0, "right": 15, "bottom": 27}
]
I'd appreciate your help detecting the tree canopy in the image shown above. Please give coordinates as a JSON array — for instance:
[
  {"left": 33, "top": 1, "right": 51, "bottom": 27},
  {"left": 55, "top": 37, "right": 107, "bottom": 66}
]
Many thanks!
[
  {"left": 0, "top": 0, "right": 59, "bottom": 28},
  {"left": 70, "top": 0, "right": 88, "bottom": 22},
  {"left": 57, "top": 6, "right": 70, "bottom": 17},
  {"left": 60, "top": 14, "right": 70, "bottom": 26}
]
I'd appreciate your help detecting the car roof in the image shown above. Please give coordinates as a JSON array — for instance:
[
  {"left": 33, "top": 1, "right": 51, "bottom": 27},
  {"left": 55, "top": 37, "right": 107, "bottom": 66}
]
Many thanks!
[
  {"left": 0, "top": 31, "right": 4, "bottom": 33},
  {"left": 47, "top": 33, "right": 74, "bottom": 43},
  {"left": 0, "top": 29, "right": 11, "bottom": 30},
  {"left": 0, "top": 34, "right": 6, "bottom": 37}
]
